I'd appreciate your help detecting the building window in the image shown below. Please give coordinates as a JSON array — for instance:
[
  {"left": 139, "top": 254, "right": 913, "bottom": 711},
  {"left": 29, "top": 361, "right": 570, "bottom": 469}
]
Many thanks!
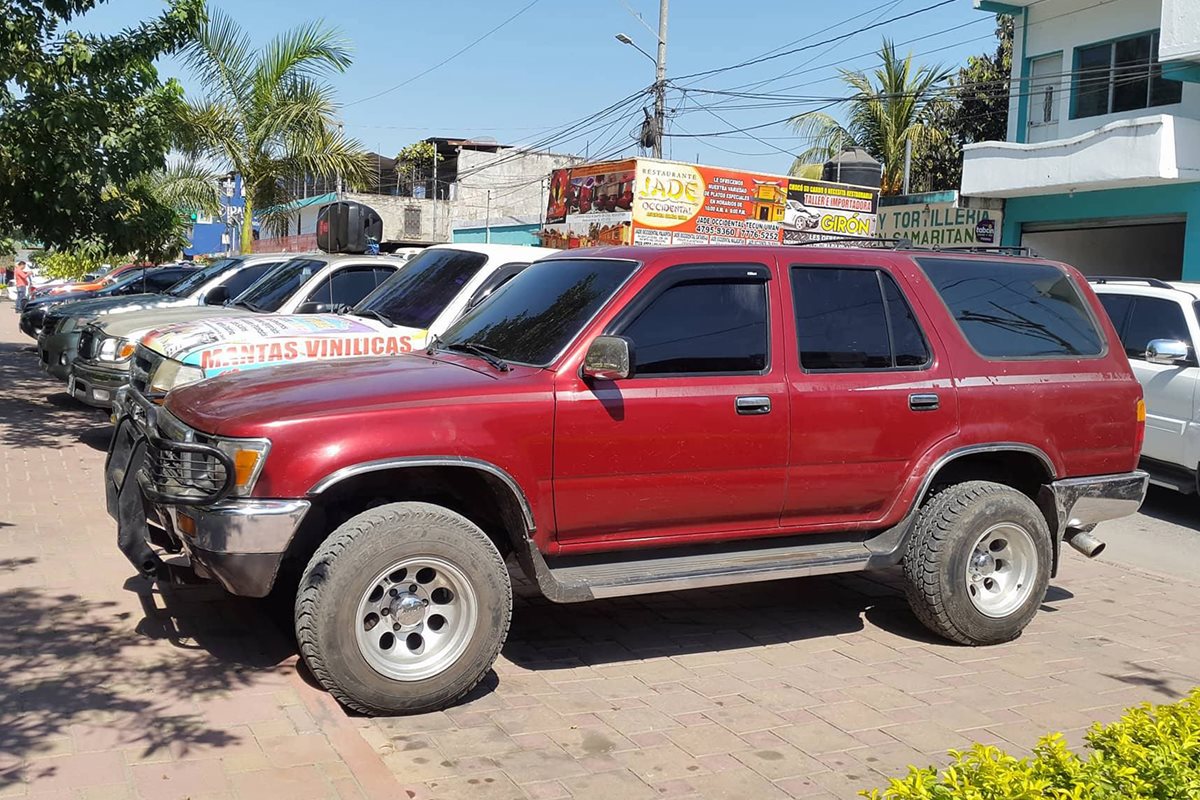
[{"left": 1073, "top": 32, "right": 1183, "bottom": 119}]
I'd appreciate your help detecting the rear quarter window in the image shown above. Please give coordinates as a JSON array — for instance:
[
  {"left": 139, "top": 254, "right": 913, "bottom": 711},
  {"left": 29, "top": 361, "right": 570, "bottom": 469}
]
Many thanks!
[{"left": 917, "top": 257, "right": 1104, "bottom": 359}]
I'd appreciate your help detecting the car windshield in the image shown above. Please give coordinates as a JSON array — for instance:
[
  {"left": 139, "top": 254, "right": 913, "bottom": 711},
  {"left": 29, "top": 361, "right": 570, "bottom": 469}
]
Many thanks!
[
  {"left": 164, "top": 257, "right": 240, "bottom": 297},
  {"left": 438, "top": 258, "right": 638, "bottom": 367},
  {"left": 98, "top": 270, "right": 148, "bottom": 294},
  {"left": 236, "top": 258, "right": 325, "bottom": 311},
  {"left": 359, "top": 248, "right": 489, "bottom": 329}
]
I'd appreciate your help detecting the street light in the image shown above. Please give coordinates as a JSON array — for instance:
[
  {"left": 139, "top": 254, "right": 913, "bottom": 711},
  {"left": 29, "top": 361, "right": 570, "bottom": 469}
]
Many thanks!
[
  {"left": 614, "top": 33, "right": 655, "bottom": 64},
  {"left": 613, "top": 0, "right": 668, "bottom": 158}
]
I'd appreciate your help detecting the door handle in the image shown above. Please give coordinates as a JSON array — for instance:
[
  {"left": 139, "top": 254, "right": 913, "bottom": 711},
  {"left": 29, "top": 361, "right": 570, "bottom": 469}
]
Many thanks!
[
  {"left": 736, "top": 396, "right": 772, "bottom": 415},
  {"left": 909, "top": 393, "right": 940, "bottom": 412}
]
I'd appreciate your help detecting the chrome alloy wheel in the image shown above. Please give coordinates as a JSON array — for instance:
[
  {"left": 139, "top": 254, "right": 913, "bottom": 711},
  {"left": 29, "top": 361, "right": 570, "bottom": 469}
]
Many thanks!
[
  {"left": 964, "top": 522, "right": 1039, "bottom": 618},
  {"left": 354, "top": 556, "right": 478, "bottom": 681}
]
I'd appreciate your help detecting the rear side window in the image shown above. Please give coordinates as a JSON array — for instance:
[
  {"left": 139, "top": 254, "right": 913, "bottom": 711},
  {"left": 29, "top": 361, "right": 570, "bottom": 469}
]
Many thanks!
[
  {"left": 792, "top": 267, "right": 930, "bottom": 371},
  {"left": 918, "top": 257, "right": 1103, "bottom": 358},
  {"left": 1122, "top": 297, "right": 1192, "bottom": 359},
  {"left": 621, "top": 280, "right": 768, "bottom": 375},
  {"left": 1097, "top": 293, "right": 1134, "bottom": 333}
]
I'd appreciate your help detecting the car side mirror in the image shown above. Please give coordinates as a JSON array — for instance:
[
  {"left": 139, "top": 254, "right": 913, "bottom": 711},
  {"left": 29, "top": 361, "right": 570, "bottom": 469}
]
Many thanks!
[
  {"left": 204, "top": 286, "right": 230, "bottom": 306},
  {"left": 1146, "top": 338, "right": 1190, "bottom": 366},
  {"left": 582, "top": 335, "right": 634, "bottom": 381},
  {"left": 296, "top": 301, "right": 331, "bottom": 314}
]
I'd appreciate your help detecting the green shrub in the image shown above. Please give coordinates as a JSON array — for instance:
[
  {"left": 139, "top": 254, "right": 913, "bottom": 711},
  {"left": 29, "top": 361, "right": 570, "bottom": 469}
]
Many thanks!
[{"left": 864, "top": 688, "right": 1200, "bottom": 799}]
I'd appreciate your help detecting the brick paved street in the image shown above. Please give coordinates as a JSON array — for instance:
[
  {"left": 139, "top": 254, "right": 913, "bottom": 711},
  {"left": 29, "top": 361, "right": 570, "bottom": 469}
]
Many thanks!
[{"left": 2, "top": 305, "right": 1199, "bottom": 799}]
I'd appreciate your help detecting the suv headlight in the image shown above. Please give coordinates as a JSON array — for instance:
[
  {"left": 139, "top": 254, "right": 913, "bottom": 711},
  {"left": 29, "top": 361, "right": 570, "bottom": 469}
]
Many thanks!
[
  {"left": 148, "top": 359, "right": 205, "bottom": 393},
  {"left": 60, "top": 317, "right": 78, "bottom": 334},
  {"left": 98, "top": 336, "right": 136, "bottom": 363},
  {"left": 212, "top": 437, "right": 271, "bottom": 497}
]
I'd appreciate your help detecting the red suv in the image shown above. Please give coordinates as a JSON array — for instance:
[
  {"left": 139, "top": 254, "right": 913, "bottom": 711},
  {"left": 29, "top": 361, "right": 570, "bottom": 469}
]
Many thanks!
[{"left": 106, "top": 244, "right": 1148, "bottom": 716}]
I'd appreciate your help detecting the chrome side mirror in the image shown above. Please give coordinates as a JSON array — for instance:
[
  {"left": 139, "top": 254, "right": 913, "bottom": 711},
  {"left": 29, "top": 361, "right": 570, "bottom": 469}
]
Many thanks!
[
  {"left": 1146, "top": 338, "right": 1190, "bottom": 366},
  {"left": 582, "top": 335, "right": 634, "bottom": 381}
]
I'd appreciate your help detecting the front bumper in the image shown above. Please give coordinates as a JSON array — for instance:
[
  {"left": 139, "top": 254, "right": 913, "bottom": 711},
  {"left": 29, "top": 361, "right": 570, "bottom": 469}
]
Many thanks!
[
  {"left": 39, "top": 329, "right": 80, "bottom": 381},
  {"left": 1046, "top": 471, "right": 1148, "bottom": 534},
  {"left": 105, "top": 392, "right": 305, "bottom": 597},
  {"left": 70, "top": 360, "right": 130, "bottom": 408}
]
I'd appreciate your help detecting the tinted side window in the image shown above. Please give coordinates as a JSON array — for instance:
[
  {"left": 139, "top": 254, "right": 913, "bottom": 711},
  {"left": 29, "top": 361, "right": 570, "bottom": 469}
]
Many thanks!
[
  {"left": 147, "top": 270, "right": 190, "bottom": 291},
  {"left": 222, "top": 263, "right": 276, "bottom": 298},
  {"left": 621, "top": 280, "right": 768, "bottom": 375},
  {"left": 1123, "top": 297, "right": 1191, "bottom": 360},
  {"left": 330, "top": 267, "right": 382, "bottom": 307},
  {"left": 882, "top": 272, "right": 931, "bottom": 367},
  {"left": 1096, "top": 293, "right": 1134, "bottom": 336},
  {"left": 918, "top": 257, "right": 1103, "bottom": 358},
  {"left": 793, "top": 267, "right": 931, "bottom": 370},
  {"left": 305, "top": 277, "right": 333, "bottom": 306}
]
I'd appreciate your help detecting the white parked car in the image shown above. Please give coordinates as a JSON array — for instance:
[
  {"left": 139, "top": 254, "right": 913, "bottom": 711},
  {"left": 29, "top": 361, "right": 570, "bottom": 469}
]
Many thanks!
[{"left": 1092, "top": 277, "right": 1200, "bottom": 493}]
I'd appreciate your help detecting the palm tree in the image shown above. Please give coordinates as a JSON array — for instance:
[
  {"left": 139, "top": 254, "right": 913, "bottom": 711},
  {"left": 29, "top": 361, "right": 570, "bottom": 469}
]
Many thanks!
[
  {"left": 178, "top": 9, "right": 369, "bottom": 252},
  {"left": 789, "top": 40, "right": 951, "bottom": 194}
]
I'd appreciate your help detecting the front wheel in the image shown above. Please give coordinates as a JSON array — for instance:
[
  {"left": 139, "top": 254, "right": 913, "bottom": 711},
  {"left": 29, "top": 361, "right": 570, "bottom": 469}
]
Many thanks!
[
  {"left": 903, "top": 481, "right": 1052, "bottom": 646},
  {"left": 295, "top": 502, "right": 512, "bottom": 715}
]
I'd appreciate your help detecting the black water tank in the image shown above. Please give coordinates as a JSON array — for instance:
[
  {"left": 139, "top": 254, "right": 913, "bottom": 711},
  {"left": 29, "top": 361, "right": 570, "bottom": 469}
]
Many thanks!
[
  {"left": 822, "top": 147, "right": 882, "bottom": 188},
  {"left": 317, "top": 201, "right": 384, "bottom": 253}
]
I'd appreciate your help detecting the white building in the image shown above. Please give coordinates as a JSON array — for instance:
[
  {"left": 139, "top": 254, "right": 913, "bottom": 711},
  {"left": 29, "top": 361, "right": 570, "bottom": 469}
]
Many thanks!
[{"left": 961, "top": 0, "right": 1200, "bottom": 279}]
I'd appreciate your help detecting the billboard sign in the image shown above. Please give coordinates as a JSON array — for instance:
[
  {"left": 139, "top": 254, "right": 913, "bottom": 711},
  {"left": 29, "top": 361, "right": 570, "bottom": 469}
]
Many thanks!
[
  {"left": 781, "top": 179, "right": 880, "bottom": 244},
  {"left": 879, "top": 203, "right": 1004, "bottom": 247}
]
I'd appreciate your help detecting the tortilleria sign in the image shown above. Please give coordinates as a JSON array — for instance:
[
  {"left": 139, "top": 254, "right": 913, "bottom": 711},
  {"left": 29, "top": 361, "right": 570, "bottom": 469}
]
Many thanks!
[{"left": 879, "top": 202, "right": 1004, "bottom": 247}]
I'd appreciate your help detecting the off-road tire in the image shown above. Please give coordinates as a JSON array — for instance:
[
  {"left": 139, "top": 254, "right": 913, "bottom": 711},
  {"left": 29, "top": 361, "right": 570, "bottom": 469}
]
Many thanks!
[
  {"left": 902, "top": 481, "right": 1051, "bottom": 645},
  {"left": 295, "top": 502, "right": 512, "bottom": 715}
]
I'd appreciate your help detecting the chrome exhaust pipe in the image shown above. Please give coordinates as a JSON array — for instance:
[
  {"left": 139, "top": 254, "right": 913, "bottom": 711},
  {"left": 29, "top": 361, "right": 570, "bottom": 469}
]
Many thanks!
[{"left": 1066, "top": 530, "right": 1106, "bottom": 558}]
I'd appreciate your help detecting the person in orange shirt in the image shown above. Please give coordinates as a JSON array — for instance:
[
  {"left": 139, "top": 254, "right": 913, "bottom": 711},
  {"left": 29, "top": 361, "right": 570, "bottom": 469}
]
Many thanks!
[{"left": 14, "top": 260, "right": 32, "bottom": 312}]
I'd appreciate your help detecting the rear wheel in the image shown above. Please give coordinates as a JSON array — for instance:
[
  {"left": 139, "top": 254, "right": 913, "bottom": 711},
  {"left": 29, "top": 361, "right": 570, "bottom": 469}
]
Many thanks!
[
  {"left": 903, "top": 481, "right": 1051, "bottom": 645},
  {"left": 295, "top": 502, "right": 511, "bottom": 715}
]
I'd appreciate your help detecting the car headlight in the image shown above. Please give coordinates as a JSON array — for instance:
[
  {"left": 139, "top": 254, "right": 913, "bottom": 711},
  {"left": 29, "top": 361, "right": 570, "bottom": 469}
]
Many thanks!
[
  {"left": 148, "top": 359, "right": 205, "bottom": 393},
  {"left": 60, "top": 317, "right": 78, "bottom": 334},
  {"left": 212, "top": 438, "right": 271, "bottom": 497},
  {"left": 98, "top": 336, "right": 136, "bottom": 362}
]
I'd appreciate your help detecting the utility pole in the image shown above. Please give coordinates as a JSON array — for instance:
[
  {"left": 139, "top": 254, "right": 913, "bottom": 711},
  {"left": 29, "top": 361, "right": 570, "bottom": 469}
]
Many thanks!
[
  {"left": 485, "top": 190, "right": 492, "bottom": 244},
  {"left": 335, "top": 121, "right": 345, "bottom": 196},
  {"left": 653, "top": 0, "right": 668, "bottom": 159}
]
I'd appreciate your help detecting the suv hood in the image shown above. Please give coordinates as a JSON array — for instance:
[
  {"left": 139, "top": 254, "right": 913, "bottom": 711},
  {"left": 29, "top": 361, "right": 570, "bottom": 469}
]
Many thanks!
[
  {"left": 167, "top": 353, "right": 502, "bottom": 435},
  {"left": 91, "top": 305, "right": 257, "bottom": 338},
  {"left": 142, "top": 314, "right": 427, "bottom": 376},
  {"left": 51, "top": 293, "right": 191, "bottom": 320}
]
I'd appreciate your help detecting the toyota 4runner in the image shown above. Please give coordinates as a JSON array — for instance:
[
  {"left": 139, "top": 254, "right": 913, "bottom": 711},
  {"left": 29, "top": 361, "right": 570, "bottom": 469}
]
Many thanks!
[{"left": 106, "top": 244, "right": 1148, "bottom": 716}]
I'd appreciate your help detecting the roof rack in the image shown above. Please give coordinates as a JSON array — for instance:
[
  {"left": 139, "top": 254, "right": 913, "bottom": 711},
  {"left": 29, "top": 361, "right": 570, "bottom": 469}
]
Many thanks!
[
  {"left": 1088, "top": 276, "right": 1174, "bottom": 289},
  {"left": 783, "top": 235, "right": 913, "bottom": 249},
  {"left": 929, "top": 245, "right": 1037, "bottom": 257}
]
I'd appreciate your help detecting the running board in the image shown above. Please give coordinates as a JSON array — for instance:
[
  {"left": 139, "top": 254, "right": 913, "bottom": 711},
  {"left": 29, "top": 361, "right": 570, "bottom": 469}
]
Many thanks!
[
  {"left": 1140, "top": 457, "right": 1196, "bottom": 494},
  {"left": 517, "top": 535, "right": 874, "bottom": 603}
]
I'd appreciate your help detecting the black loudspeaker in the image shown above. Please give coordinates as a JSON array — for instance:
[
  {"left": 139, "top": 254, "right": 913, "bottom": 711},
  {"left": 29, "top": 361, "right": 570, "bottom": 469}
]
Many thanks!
[{"left": 317, "top": 201, "right": 384, "bottom": 253}]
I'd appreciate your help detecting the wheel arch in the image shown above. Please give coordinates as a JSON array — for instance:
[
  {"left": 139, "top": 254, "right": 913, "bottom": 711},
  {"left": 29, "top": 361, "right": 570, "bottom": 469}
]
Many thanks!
[{"left": 283, "top": 458, "right": 536, "bottom": 583}]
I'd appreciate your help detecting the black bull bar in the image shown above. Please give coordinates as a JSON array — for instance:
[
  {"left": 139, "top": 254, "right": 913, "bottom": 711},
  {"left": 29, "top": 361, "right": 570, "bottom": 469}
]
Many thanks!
[{"left": 104, "top": 390, "right": 236, "bottom": 576}]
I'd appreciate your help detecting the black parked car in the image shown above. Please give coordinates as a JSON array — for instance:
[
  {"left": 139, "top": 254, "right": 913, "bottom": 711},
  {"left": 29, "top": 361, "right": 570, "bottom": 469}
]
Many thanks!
[{"left": 19, "top": 265, "right": 197, "bottom": 338}]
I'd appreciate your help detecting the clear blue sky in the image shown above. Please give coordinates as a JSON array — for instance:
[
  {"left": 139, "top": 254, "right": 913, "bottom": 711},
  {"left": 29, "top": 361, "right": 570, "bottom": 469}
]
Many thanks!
[{"left": 77, "top": 0, "right": 998, "bottom": 174}]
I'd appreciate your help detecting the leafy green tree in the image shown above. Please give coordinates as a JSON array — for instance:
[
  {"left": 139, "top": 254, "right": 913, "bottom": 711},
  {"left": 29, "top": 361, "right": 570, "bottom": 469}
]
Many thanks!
[
  {"left": 177, "top": 9, "right": 369, "bottom": 253},
  {"left": 789, "top": 39, "right": 951, "bottom": 194},
  {"left": 915, "top": 15, "right": 1014, "bottom": 192},
  {"left": 394, "top": 140, "right": 443, "bottom": 196},
  {"left": 0, "top": 0, "right": 205, "bottom": 253}
]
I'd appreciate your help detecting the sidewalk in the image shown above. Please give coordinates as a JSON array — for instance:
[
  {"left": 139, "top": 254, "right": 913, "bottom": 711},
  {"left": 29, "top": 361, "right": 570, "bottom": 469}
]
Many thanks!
[{"left": 1, "top": 303, "right": 1198, "bottom": 799}]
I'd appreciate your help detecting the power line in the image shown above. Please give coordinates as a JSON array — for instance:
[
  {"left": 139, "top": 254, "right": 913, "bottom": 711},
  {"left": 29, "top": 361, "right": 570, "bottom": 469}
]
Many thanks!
[
  {"left": 671, "top": 0, "right": 957, "bottom": 83},
  {"left": 343, "top": 0, "right": 542, "bottom": 108}
]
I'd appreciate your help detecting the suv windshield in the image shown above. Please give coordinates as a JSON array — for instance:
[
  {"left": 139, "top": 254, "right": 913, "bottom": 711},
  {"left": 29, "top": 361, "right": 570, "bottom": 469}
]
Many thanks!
[
  {"left": 360, "top": 248, "right": 489, "bottom": 329},
  {"left": 438, "top": 258, "right": 638, "bottom": 367},
  {"left": 164, "top": 257, "right": 240, "bottom": 297},
  {"left": 236, "top": 258, "right": 325, "bottom": 311}
]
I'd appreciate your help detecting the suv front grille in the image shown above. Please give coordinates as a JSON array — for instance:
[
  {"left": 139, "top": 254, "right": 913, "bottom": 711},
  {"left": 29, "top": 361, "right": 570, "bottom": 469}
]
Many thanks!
[
  {"left": 130, "top": 346, "right": 162, "bottom": 394},
  {"left": 138, "top": 409, "right": 234, "bottom": 505},
  {"left": 77, "top": 328, "right": 98, "bottom": 360}
]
